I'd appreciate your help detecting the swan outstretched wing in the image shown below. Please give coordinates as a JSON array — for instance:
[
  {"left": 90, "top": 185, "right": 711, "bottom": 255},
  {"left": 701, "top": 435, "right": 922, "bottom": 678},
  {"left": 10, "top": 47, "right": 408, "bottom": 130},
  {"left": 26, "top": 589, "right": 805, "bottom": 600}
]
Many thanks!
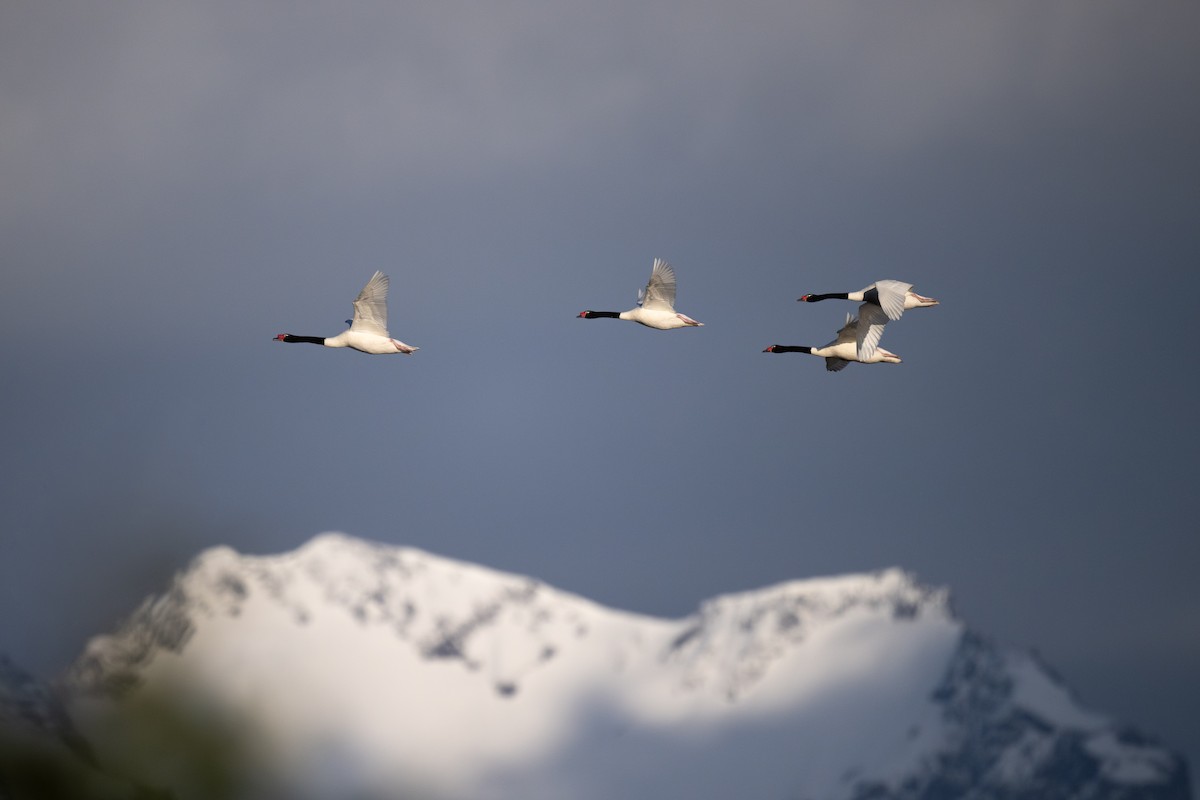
[
  {"left": 855, "top": 301, "right": 890, "bottom": 361},
  {"left": 872, "top": 279, "right": 912, "bottom": 321},
  {"left": 350, "top": 271, "right": 390, "bottom": 336},
  {"left": 638, "top": 258, "right": 677, "bottom": 312},
  {"left": 832, "top": 312, "right": 858, "bottom": 346},
  {"left": 825, "top": 357, "right": 851, "bottom": 372}
]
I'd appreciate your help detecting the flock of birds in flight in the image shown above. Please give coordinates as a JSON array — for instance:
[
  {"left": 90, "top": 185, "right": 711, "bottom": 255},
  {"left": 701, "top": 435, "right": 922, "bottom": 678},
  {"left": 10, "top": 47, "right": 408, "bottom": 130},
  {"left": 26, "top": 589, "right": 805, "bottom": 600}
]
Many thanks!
[{"left": 274, "top": 260, "right": 939, "bottom": 372}]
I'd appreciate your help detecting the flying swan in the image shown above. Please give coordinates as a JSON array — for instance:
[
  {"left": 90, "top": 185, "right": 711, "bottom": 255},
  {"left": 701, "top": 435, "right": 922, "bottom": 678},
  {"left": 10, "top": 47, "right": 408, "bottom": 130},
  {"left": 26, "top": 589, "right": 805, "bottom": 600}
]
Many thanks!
[
  {"left": 578, "top": 258, "right": 703, "bottom": 330},
  {"left": 274, "top": 271, "right": 418, "bottom": 354},
  {"left": 763, "top": 313, "right": 901, "bottom": 371}
]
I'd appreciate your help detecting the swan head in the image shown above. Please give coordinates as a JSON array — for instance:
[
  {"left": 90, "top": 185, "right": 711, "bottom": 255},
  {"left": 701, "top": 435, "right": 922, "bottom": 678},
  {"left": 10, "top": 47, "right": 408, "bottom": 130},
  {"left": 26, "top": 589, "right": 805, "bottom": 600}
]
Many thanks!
[
  {"left": 273, "top": 333, "right": 289, "bottom": 341},
  {"left": 763, "top": 345, "right": 778, "bottom": 352},
  {"left": 798, "top": 294, "right": 814, "bottom": 303}
]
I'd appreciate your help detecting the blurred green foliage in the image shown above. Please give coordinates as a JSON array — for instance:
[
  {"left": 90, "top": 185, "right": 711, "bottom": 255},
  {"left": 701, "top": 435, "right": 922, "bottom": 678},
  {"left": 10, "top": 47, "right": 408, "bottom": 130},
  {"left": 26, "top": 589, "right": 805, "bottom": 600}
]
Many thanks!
[{"left": 1, "top": 681, "right": 256, "bottom": 800}]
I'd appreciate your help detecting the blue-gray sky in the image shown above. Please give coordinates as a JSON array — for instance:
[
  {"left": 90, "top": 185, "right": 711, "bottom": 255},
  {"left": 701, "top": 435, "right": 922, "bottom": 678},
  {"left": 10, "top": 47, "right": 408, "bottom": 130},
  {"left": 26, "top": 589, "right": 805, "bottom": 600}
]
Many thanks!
[{"left": 2, "top": 0, "right": 1198, "bottom": 785}]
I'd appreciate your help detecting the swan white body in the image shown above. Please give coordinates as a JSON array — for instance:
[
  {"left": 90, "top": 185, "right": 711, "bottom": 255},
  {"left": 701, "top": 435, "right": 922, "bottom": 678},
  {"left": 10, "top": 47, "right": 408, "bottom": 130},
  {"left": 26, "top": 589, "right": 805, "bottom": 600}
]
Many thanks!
[
  {"left": 321, "top": 328, "right": 419, "bottom": 355},
  {"left": 799, "top": 279, "right": 937, "bottom": 360},
  {"left": 274, "top": 271, "right": 418, "bottom": 355},
  {"left": 578, "top": 258, "right": 703, "bottom": 330},
  {"left": 763, "top": 313, "right": 902, "bottom": 372}
]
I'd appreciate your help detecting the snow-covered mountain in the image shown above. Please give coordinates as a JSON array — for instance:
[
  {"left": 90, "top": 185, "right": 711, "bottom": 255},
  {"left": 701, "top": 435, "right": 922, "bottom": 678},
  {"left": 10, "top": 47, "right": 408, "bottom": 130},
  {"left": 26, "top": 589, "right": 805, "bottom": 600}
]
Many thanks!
[{"left": 23, "top": 533, "right": 1192, "bottom": 799}]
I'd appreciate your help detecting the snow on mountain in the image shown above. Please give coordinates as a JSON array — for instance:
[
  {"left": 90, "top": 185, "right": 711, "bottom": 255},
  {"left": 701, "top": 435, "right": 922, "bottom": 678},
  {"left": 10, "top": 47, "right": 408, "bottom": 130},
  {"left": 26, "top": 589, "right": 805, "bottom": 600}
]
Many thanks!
[{"left": 57, "top": 533, "right": 1189, "bottom": 800}]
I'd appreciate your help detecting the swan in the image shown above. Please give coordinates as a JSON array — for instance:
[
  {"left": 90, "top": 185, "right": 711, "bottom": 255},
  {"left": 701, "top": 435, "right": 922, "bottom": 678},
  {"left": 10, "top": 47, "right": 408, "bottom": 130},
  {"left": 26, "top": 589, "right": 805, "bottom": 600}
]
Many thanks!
[
  {"left": 798, "top": 280, "right": 937, "bottom": 360},
  {"left": 578, "top": 258, "right": 703, "bottom": 330},
  {"left": 763, "top": 313, "right": 901, "bottom": 371},
  {"left": 274, "top": 271, "right": 418, "bottom": 354}
]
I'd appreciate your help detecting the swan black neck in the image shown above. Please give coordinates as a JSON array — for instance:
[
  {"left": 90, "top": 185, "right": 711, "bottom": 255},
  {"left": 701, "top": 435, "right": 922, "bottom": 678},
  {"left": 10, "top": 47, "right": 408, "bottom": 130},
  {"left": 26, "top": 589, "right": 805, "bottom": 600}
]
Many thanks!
[
  {"left": 281, "top": 335, "right": 326, "bottom": 345},
  {"left": 765, "top": 345, "right": 812, "bottom": 354},
  {"left": 800, "top": 293, "right": 849, "bottom": 303},
  {"left": 579, "top": 311, "right": 621, "bottom": 319}
]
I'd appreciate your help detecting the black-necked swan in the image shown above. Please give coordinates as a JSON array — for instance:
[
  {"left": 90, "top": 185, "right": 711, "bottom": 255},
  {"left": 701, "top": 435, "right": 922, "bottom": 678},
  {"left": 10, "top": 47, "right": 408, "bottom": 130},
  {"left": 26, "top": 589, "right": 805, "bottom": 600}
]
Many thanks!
[
  {"left": 274, "top": 271, "right": 418, "bottom": 355},
  {"left": 578, "top": 258, "right": 703, "bottom": 330},
  {"left": 763, "top": 313, "right": 902, "bottom": 371},
  {"left": 798, "top": 280, "right": 937, "bottom": 360}
]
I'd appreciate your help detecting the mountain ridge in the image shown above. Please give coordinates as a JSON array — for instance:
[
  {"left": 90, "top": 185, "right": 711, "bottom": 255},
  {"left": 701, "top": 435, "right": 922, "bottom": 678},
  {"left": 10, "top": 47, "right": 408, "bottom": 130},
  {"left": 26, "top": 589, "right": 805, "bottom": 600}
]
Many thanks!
[{"left": 5, "top": 533, "right": 1189, "bottom": 799}]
